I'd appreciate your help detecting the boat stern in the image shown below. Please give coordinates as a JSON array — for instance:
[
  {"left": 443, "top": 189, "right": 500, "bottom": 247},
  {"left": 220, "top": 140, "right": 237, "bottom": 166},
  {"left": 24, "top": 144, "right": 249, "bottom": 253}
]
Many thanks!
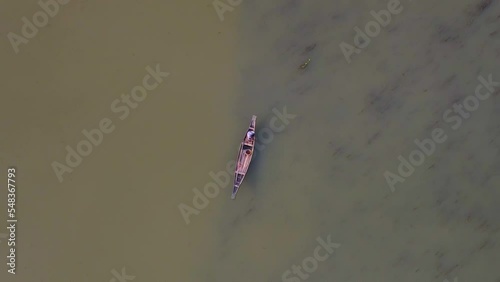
[{"left": 231, "top": 186, "right": 239, "bottom": 200}]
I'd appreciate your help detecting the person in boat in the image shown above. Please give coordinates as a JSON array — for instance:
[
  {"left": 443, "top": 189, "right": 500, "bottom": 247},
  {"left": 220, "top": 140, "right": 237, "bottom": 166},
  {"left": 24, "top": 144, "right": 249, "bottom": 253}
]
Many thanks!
[{"left": 246, "top": 130, "right": 255, "bottom": 141}]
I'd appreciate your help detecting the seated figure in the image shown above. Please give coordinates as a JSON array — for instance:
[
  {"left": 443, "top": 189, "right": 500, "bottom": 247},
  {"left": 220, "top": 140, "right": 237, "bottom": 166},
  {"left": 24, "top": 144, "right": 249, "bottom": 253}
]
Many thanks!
[{"left": 246, "top": 130, "right": 255, "bottom": 141}]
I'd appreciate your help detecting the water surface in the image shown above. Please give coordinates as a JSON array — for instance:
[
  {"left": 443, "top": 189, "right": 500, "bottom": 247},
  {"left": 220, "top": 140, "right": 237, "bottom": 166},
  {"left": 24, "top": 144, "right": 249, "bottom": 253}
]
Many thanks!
[{"left": 0, "top": 0, "right": 499, "bottom": 282}]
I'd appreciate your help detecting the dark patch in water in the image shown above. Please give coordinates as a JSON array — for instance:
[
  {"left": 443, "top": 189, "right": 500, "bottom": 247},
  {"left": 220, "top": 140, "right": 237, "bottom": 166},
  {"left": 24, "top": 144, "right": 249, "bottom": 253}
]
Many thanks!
[
  {"left": 361, "top": 87, "right": 402, "bottom": 119},
  {"left": 436, "top": 25, "right": 461, "bottom": 44},
  {"left": 367, "top": 131, "right": 381, "bottom": 145},
  {"left": 465, "top": 0, "right": 494, "bottom": 25},
  {"left": 330, "top": 145, "right": 345, "bottom": 158},
  {"left": 302, "top": 43, "right": 317, "bottom": 55},
  {"left": 440, "top": 74, "right": 457, "bottom": 89},
  {"left": 290, "top": 83, "right": 314, "bottom": 96},
  {"left": 476, "top": 0, "right": 493, "bottom": 14}
]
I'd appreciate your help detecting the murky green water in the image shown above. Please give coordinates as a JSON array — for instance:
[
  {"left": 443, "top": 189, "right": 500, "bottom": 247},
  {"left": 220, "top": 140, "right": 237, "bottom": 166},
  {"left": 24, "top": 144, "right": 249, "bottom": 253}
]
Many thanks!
[{"left": 1, "top": 0, "right": 499, "bottom": 281}]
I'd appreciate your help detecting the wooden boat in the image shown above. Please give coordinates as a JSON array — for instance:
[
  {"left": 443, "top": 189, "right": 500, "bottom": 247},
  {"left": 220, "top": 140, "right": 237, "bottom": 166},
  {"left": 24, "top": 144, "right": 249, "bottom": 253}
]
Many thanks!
[{"left": 231, "top": 115, "right": 257, "bottom": 199}]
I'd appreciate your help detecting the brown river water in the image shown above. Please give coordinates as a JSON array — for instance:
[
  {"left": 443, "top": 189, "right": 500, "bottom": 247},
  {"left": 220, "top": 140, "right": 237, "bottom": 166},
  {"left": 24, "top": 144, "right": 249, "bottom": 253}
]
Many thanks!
[{"left": 0, "top": 0, "right": 499, "bottom": 281}]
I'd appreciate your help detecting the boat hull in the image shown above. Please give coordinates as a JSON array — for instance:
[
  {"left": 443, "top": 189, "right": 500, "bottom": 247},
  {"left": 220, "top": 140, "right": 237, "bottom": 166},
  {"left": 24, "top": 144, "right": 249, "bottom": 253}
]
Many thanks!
[{"left": 231, "top": 115, "right": 257, "bottom": 199}]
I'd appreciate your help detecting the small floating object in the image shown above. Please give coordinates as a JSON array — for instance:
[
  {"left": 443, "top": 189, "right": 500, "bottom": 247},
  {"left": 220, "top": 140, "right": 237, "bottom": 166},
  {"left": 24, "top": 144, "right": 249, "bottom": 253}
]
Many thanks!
[
  {"left": 231, "top": 115, "right": 257, "bottom": 200},
  {"left": 299, "top": 58, "right": 311, "bottom": 70}
]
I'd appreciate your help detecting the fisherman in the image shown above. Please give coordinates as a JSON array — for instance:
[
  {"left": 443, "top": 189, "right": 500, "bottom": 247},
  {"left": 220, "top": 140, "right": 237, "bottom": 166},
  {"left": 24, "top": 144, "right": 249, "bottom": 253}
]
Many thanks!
[{"left": 246, "top": 130, "right": 255, "bottom": 140}]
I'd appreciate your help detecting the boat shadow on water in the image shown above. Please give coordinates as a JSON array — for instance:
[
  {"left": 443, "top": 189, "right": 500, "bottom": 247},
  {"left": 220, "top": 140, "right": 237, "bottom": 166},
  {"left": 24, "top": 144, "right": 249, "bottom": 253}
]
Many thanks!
[
  {"left": 237, "top": 113, "right": 278, "bottom": 199},
  {"left": 242, "top": 147, "right": 261, "bottom": 194}
]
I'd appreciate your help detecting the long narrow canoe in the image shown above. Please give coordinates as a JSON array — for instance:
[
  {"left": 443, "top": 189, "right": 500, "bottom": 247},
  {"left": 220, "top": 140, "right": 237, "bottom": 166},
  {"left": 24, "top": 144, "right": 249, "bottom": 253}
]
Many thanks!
[{"left": 231, "top": 115, "right": 257, "bottom": 199}]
